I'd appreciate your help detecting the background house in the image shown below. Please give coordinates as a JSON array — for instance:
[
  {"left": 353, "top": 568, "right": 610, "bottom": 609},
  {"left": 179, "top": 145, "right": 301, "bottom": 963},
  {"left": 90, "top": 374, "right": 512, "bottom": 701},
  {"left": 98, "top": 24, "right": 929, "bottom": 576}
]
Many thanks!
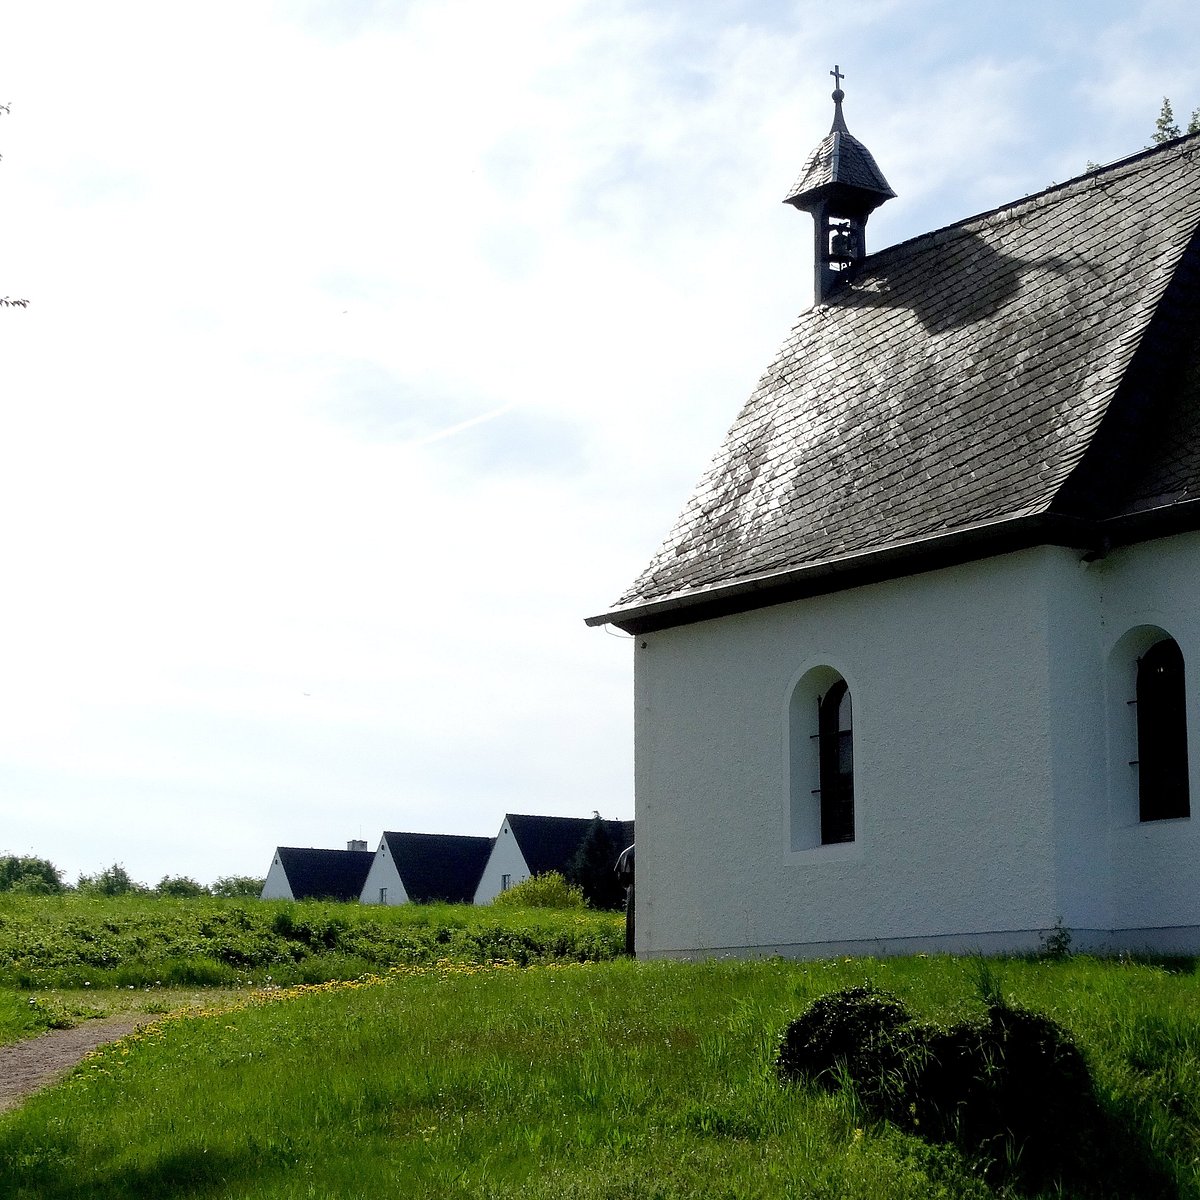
[
  {"left": 588, "top": 102, "right": 1200, "bottom": 959},
  {"left": 360, "top": 831, "right": 494, "bottom": 905},
  {"left": 261, "top": 844, "right": 375, "bottom": 902},
  {"left": 474, "top": 813, "right": 635, "bottom": 904}
]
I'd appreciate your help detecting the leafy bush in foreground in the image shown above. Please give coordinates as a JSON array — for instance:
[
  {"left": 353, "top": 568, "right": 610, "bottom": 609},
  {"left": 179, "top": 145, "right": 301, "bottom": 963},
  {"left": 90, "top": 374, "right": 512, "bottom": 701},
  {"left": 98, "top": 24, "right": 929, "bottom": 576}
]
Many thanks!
[{"left": 776, "top": 984, "right": 1173, "bottom": 1195}]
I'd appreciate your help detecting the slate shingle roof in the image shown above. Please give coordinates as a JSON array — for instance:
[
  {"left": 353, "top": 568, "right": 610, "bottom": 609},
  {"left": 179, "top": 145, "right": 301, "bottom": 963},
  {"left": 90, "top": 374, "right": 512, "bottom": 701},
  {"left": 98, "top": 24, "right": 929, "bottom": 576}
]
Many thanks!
[
  {"left": 783, "top": 120, "right": 894, "bottom": 208},
  {"left": 274, "top": 847, "right": 375, "bottom": 902},
  {"left": 506, "top": 814, "right": 635, "bottom": 876},
  {"left": 381, "top": 831, "right": 494, "bottom": 904},
  {"left": 590, "top": 134, "right": 1200, "bottom": 634}
]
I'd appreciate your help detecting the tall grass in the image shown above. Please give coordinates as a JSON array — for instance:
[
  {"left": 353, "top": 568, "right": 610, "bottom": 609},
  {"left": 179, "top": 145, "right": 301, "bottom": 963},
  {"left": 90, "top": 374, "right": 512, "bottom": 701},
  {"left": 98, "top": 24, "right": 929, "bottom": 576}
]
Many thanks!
[
  {"left": 0, "top": 894, "right": 623, "bottom": 988},
  {"left": 2, "top": 955, "right": 1199, "bottom": 1198}
]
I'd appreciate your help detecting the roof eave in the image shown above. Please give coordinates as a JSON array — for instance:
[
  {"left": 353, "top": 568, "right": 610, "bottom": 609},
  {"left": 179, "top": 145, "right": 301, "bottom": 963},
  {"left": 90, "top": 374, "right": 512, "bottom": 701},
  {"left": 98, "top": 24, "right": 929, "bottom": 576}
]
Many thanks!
[
  {"left": 587, "top": 499, "right": 1200, "bottom": 635},
  {"left": 585, "top": 513, "right": 1094, "bottom": 635}
]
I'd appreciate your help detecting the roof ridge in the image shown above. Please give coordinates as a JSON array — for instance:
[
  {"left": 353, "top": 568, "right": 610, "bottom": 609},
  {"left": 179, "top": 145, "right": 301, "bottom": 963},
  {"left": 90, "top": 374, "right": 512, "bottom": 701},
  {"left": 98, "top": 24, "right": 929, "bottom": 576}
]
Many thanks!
[
  {"left": 856, "top": 131, "right": 1200, "bottom": 278},
  {"left": 382, "top": 829, "right": 492, "bottom": 840}
]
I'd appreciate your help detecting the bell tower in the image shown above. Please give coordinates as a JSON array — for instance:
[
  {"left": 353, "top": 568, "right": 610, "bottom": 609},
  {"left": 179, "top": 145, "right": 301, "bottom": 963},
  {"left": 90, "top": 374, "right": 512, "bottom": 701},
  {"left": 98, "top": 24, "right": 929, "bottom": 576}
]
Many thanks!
[{"left": 784, "top": 66, "right": 895, "bottom": 304}]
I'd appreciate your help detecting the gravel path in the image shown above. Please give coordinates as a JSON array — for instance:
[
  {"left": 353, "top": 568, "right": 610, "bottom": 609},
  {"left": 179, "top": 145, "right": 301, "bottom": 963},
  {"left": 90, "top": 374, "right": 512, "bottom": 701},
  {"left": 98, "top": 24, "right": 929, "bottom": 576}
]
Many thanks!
[{"left": 0, "top": 1017, "right": 148, "bottom": 1114}]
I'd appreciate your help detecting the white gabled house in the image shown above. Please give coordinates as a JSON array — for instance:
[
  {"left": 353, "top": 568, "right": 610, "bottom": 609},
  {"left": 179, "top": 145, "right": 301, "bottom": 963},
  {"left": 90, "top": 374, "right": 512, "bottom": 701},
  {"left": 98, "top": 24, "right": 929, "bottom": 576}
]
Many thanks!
[
  {"left": 473, "top": 814, "right": 635, "bottom": 904},
  {"left": 261, "top": 843, "right": 375, "bottom": 902},
  {"left": 588, "top": 87, "right": 1200, "bottom": 959},
  {"left": 360, "top": 831, "right": 494, "bottom": 905}
]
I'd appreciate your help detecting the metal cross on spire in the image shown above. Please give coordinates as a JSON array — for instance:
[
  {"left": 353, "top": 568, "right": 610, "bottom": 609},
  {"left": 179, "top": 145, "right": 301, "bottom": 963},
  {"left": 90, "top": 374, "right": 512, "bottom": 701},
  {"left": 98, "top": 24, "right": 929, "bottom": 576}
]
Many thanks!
[{"left": 828, "top": 64, "right": 849, "bottom": 133}]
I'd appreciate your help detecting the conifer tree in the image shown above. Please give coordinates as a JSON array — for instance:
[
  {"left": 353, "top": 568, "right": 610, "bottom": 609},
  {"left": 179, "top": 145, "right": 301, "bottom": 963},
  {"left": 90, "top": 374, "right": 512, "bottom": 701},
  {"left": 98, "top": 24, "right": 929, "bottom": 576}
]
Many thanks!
[
  {"left": 1153, "top": 97, "right": 1182, "bottom": 144},
  {"left": 565, "top": 813, "right": 623, "bottom": 910}
]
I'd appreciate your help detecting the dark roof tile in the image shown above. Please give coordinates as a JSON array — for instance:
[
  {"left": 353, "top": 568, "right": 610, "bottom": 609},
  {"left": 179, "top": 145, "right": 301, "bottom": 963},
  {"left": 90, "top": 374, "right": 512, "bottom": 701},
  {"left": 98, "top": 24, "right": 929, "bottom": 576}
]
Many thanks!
[
  {"left": 505, "top": 814, "right": 635, "bottom": 877},
  {"left": 273, "top": 847, "right": 375, "bottom": 902},
  {"left": 380, "top": 832, "right": 494, "bottom": 904}
]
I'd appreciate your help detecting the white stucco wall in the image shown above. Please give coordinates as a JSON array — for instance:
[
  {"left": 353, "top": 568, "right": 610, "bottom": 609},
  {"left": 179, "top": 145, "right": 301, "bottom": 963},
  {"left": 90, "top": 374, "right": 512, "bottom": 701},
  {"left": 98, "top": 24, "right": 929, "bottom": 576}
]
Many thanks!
[
  {"left": 1093, "top": 533, "right": 1200, "bottom": 946},
  {"left": 474, "top": 819, "right": 532, "bottom": 904},
  {"left": 633, "top": 533, "right": 1200, "bottom": 959},
  {"left": 359, "top": 839, "right": 410, "bottom": 905},
  {"left": 260, "top": 854, "right": 294, "bottom": 901}
]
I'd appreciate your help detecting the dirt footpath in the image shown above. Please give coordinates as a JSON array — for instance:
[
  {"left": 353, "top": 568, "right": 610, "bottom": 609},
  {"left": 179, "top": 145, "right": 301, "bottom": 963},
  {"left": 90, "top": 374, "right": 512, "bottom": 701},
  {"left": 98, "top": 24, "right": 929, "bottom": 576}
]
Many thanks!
[{"left": 0, "top": 1017, "right": 147, "bottom": 1114}]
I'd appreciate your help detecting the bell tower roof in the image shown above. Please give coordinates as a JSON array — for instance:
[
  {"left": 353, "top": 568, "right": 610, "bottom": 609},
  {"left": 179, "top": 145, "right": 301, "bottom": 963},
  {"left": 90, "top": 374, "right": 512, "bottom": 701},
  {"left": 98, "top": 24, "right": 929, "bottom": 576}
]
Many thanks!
[{"left": 784, "top": 67, "right": 895, "bottom": 218}]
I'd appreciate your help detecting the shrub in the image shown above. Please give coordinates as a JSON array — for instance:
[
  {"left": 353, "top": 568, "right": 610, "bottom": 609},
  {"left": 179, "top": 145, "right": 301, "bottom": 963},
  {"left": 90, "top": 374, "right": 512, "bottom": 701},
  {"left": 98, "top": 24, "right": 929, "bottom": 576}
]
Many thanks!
[
  {"left": 156, "top": 875, "right": 210, "bottom": 898},
  {"left": 775, "top": 985, "right": 910, "bottom": 1093},
  {"left": 490, "top": 871, "right": 587, "bottom": 910},
  {"left": 776, "top": 984, "right": 1099, "bottom": 1190},
  {"left": 0, "top": 854, "right": 64, "bottom": 894},
  {"left": 210, "top": 875, "right": 266, "bottom": 898},
  {"left": 77, "top": 863, "right": 147, "bottom": 896}
]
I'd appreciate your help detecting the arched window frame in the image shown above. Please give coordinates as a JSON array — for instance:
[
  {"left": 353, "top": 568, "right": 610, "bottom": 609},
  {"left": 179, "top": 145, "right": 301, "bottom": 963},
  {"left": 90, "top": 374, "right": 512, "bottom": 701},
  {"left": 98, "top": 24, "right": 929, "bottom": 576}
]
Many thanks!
[{"left": 788, "top": 666, "right": 856, "bottom": 850}]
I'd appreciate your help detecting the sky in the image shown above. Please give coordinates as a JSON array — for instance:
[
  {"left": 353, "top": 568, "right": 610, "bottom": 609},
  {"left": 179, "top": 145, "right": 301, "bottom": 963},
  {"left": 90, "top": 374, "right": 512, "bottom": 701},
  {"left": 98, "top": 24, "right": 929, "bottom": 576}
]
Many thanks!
[{"left": 1, "top": 0, "right": 1199, "bottom": 887}]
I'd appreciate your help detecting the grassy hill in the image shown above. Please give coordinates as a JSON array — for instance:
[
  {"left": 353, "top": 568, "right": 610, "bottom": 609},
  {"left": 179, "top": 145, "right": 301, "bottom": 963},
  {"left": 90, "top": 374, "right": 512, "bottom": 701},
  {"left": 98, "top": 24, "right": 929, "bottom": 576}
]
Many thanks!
[{"left": 1, "top": 899, "right": 1199, "bottom": 1197}]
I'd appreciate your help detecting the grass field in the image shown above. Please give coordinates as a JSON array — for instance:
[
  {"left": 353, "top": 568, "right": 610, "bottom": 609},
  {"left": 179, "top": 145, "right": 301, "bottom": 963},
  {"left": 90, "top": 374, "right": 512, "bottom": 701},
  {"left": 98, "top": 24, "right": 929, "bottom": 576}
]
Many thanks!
[
  {"left": 0, "top": 893, "right": 625, "bottom": 990},
  {"left": 3, "top": 950, "right": 1200, "bottom": 1199}
]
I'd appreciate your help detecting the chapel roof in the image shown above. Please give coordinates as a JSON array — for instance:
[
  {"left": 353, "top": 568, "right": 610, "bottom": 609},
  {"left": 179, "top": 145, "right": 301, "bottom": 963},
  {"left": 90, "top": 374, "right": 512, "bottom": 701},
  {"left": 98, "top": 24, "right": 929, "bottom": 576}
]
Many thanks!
[
  {"left": 589, "top": 132, "right": 1200, "bottom": 634},
  {"left": 273, "top": 846, "right": 375, "bottom": 902},
  {"left": 380, "top": 831, "right": 495, "bottom": 904}
]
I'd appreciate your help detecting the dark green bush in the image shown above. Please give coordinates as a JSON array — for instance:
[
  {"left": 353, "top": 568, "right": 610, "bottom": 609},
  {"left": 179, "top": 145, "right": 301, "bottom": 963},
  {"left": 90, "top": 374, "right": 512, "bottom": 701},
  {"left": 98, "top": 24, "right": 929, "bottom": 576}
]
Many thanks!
[
  {"left": 0, "top": 855, "right": 65, "bottom": 895},
  {"left": 775, "top": 985, "right": 910, "bottom": 1093},
  {"left": 776, "top": 985, "right": 1103, "bottom": 1191}
]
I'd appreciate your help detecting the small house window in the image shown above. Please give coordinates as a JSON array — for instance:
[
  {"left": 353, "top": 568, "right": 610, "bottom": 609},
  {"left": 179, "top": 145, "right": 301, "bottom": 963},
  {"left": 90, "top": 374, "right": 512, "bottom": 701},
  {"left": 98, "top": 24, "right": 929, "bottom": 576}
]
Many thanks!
[
  {"left": 1136, "top": 638, "right": 1190, "bottom": 821},
  {"left": 817, "top": 681, "right": 855, "bottom": 843},
  {"left": 501, "top": 874, "right": 512, "bottom": 891},
  {"left": 379, "top": 887, "right": 387, "bottom": 904}
]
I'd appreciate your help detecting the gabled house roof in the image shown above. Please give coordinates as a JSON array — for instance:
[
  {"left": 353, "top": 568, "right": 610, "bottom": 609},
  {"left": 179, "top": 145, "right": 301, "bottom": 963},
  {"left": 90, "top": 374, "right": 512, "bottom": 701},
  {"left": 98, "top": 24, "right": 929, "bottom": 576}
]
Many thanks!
[
  {"left": 589, "top": 133, "right": 1200, "bottom": 634},
  {"left": 380, "top": 831, "right": 494, "bottom": 904},
  {"left": 271, "top": 847, "right": 375, "bottom": 901},
  {"left": 505, "top": 814, "right": 636, "bottom": 875}
]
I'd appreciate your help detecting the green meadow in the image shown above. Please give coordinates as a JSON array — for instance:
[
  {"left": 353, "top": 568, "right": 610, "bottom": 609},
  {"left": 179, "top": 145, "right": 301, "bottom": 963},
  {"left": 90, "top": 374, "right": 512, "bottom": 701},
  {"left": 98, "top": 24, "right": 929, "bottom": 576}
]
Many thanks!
[
  {"left": 0, "top": 893, "right": 624, "bottom": 990},
  {"left": 3, "top": 898, "right": 1200, "bottom": 1198}
]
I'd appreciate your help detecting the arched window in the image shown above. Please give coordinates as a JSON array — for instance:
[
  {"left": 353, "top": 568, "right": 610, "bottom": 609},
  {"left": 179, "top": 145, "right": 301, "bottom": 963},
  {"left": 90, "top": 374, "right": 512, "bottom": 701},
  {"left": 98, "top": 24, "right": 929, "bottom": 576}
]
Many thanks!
[
  {"left": 1136, "top": 638, "right": 1190, "bottom": 822},
  {"left": 818, "top": 680, "right": 855, "bottom": 843}
]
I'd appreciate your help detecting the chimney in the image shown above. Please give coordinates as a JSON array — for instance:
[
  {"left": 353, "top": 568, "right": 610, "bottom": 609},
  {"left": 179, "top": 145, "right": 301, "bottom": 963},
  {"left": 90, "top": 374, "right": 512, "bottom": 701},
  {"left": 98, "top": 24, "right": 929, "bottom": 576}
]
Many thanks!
[
  {"left": 783, "top": 66, "right": 895, "bottom": 304},
  {"left": 347, "top": 839, "right": 368, "bottom": 852}
]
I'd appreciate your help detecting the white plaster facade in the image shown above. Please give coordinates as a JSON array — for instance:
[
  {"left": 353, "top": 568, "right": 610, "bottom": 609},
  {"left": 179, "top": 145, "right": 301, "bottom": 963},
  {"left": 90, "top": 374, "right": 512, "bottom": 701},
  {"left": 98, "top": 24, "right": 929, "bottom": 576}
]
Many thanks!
[
  {"left": 359, "top": 838, "right": 410, "bottom": 905},
  {"left": 634, "top": 534, "right": 1200, "bottom": 959},
  {"left": 474, "top": 818, "right": 533, "bottom": 904},
  {"left": 261, "top": 853, "right": 294, "bottom": 900}
]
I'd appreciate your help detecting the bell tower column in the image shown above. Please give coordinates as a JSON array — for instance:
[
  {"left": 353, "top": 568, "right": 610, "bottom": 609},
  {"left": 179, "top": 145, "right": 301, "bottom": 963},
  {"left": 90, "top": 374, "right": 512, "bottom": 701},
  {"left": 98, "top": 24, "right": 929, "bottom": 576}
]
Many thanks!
[{"left": 784, "top": 66, "right": 895, "bottom": 304}]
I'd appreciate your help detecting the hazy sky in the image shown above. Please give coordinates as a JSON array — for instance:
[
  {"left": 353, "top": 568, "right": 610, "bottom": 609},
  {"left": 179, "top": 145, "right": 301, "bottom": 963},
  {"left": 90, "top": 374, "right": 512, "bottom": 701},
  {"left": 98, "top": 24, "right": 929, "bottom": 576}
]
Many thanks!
[{"left": 2, "top": 0, "right": 1198, "bottom": 886}]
